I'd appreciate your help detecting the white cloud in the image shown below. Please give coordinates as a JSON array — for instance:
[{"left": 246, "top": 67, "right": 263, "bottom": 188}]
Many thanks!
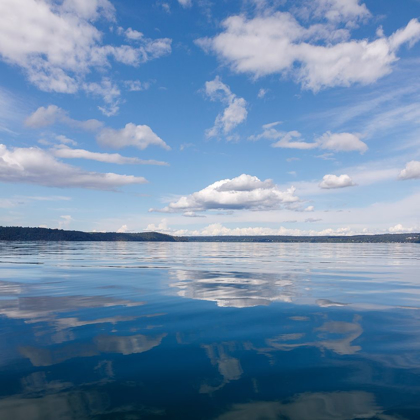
[
  {"left": 316, "top": 131, "right": 368, "bottom": 153},
  {"left": 55, "top": 135, "right": 78, "bottom": 147},
  {"left": 0, "top": 0, "right": 171, "bottom": 96},
  {"left": 178, "top": 0, "right": 192, "bottom": 7},
  {"left": 58, "top": 215, "right": 73, "bottom": 229},
  {"left": 271, "top": 131, "right": 317, "bottom": 150},
  {"left": 251, "top": 125, "right": 367, "bottom": 153},
  {"left": 0, "top": 144, "right": 147, "bottom": 190},
  {"left": 183, "top": 211, "right": 206, "bottom": 218},
  {"left": 83, "top": 78, "right": 121, "bottom": 116},
  {"left": 97, "top": 123, "right": 170, "bottom": 151},
  {"left": 319, "top": 174, "right": 356, "bottom": 189},
  {"left": 25, "top": 105, "right": 103, "bottom": 131},
  {"left": 204, "top": 77, "right": 247, "bottom": 138},
  {"left": 117, "top": 224, "right": 128, "bottom": 233},
  {"left": 145, "top": 220, "right": 366, "bottom": 237},
  {"left": 146, "top": 218, "right": 170, "bottom": 232},
  {"left": 388, "top": 224, "right": 414, "bottom": 233},
  {"left": 123, "top": 80, "right": 150, "bottom": 91},
  {"left": 26, "top": 106, "right": 169, "bottom": 153},
  {"left": 125, "top": 28, "right": 144, "bottom": 41},
  {"left": 38, "top": 134, "right": 78, "bottom": 147},
  {"left": 305, "top": 0, "right": 371, "bottom": 23},
  {"left": 257, "top": 88, "right": 268, "bottom": 98},
  {"left": 161, "top": 3, "right": 171, "bottom": 13},
  {"left": 150, "top": 174, "right": 299, "bottom": 213},
  {"left": 52, "top": 145, "right": 169, "bottom": 166},
  {"left": 197, "top": 13, "right": 420, "bottom": 91},
  {"left": 399, "top": 161, "right": 420, "bottom": 180},
  {"left": 61, "top": 0, "right": 116, "bottom": 21}
]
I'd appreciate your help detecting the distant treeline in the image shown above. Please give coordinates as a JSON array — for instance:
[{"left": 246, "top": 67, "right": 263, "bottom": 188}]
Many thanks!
[
  {"left": 0, "top": 226, "right": 419, "bottom": 243},
  {"left": 187, "top": 234, "right": 420, "bottom": 243},
  {"left": 0, "top": 226, "right": 187, "bottom": 242}
]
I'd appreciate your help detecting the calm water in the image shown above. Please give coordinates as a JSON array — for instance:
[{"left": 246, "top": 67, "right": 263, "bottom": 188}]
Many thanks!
[{"left": 0, "top": 242, "right": 420, "bottom": 419}]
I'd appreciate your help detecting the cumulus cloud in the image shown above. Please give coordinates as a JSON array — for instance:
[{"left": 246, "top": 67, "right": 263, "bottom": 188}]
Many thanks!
[
  {"left": 25, "top": 105, "right": 103, "bottom": 131},
  {"left": 145, "top": 220, "right": 364, "bottom": 237},
  {"left": 52, "top": 145, "right": 168, "bottom": 166},
  {"left": 319, "top": 174, "right": 356, "bottom": 189},
  {"left": 146, "top": 218, "right": 170, "bottom": 232},
  {"left": 0, "top": 144, "right": 147, "bottom": 190},
  {"left": 388, "top": 224, "right": 414, "bottom": 233},
  {"left": 399, "top": 161, "right": 420, "bottom": 180},
  {"left": 26, "top": 106, "right": 170, "bottom": 153},
  {"left": 0, "top": 0, "right": 171, "bottom": 99},
  {"left": 124, "top": 28, "right": 144, "bottom": 41},
  {"left": 150, "top": 174, "right": 299, "bottom": 213},
  {"left": 204, "top": 77, "right": 247, "bottom": 138},
  {"left": 58, "top": 215, "right": 73, "bottom": 229},
  {"left": 251, "top": 124, "right": 368, "bottom": 153},
  {"left": 97, "top": 123, "right": 170, "bottom": 151},
  {"left": 117, "top": 224, "right": 128, "bottom": 233},
  {"left": 197, "top": 12, "right": 420, "bottom": 91}
]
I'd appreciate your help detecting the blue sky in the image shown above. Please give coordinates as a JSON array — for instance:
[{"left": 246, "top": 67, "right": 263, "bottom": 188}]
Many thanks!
[{"left": 1, "top": 0, "right": 420, "bottom": 236}]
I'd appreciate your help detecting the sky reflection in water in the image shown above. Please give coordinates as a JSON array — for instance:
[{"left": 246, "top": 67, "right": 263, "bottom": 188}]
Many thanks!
[{"left": 0, "top": 242, "right": 419, "bottom": 419}]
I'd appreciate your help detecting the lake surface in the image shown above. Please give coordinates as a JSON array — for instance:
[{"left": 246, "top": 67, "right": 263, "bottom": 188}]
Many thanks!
[{"left": 0, "top": 242, "right": 420, "bottom": 419}]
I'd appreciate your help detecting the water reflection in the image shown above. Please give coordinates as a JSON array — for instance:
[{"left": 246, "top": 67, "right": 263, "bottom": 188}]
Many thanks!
[
  {"left": 261, "top": 315, "right": 363, "bottom": 355},
  {"left": 216, "top": 391, "right": 402, "bottom": 420},
  {"left": 0, "top": 294, "right": 144, "bottom": 322},
  {"left": 0, "top": 242, "right": 419, "bottom": 419},
  {"left": 169, "top": 269, "right": 300, "bottom": 307},
  {"left": 20, "top": 333, "right": 167, "bottom": 366},
  {"left": 200, "top": 343, "right": 243, "bottom": 394}
]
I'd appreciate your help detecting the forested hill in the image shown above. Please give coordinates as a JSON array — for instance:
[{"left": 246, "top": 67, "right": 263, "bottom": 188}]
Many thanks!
[
  {"left": 0, "top": 226, "right": 187, "bottom": 242},
  {"left": 186, "top": 234, "right": 420, "bottom": 243},
  {"left": 1, "top": 227, "right": 419, "bottom": 243}
]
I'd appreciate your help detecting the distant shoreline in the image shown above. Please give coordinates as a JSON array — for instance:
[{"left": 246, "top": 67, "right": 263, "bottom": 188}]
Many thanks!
[{"left": 0, "top": 226, "right": 419, "bottom": 244}]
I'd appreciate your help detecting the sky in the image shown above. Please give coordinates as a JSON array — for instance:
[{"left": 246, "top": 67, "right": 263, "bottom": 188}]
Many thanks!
[{"left": 1, "top": 0, "right": 420, "bottom": 236}]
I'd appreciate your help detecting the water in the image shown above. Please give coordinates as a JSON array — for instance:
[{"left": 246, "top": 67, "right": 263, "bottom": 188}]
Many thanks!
[{"left": 0, "top": 241, "right": 419, "bottom": 419}]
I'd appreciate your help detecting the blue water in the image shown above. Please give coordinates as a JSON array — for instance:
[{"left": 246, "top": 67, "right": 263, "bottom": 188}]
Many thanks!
[{"left": 0, "top": 241, "right": 419, "bottom": 419}]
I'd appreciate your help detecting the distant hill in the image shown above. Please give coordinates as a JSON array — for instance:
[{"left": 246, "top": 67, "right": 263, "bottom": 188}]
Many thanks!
[
  {"left": 1, "top": 227, "right": 419, "bottom": 243},
  {"left": 187, "top": 234, "right": 420, "bottom": 243},
  {"left": 0, "top": 226, "right": 187, "bottom": 242}
]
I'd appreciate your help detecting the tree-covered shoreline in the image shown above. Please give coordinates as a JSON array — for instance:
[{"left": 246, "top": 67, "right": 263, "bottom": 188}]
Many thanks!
[{"left": 0, "top": 226, "right": 419, "bottom": 243}]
